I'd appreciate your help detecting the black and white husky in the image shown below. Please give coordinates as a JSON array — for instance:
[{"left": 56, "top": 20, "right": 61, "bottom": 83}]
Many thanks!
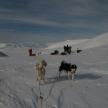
[{"left": 59, "top": 61, "right": 77, "bottom": 80}]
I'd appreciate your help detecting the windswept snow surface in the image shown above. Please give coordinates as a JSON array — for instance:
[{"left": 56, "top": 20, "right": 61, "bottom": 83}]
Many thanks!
[
  {"left": 72, "top": 33, "right": 108, "bottom": 50},
  {"left": 46, "top": 33, "right": 108, "bottom": 50},
  {"left": 46, "top": 39, "right": 90, "bottom": 49},
  {"left": 0, "top": 43, "right": 6, "bottom": 49},
  {"left": 0, "top": 37, "right": 108, "bottom": 108}
]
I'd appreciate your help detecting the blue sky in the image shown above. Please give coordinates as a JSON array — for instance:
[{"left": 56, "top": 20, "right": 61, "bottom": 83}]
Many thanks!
[{"left": 0, "top": 0, "right": 108, "bottom": 42}]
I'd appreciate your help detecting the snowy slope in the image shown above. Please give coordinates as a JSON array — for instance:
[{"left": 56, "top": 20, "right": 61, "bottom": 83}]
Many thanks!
[
  {"left": 72, "top": 33, "right": 108, "bottom": 50},
  {"left": 46, "top": 39, "right": 89, "bottom": 49},
  {"left": 0, "top": 38, "right": 108, "bottom": 108},
  {"left": 46, "top": 33, "right": 108, "bottom": 50},
  {"left": 0, "top": 43, "right": 6, "bottom": 49}
]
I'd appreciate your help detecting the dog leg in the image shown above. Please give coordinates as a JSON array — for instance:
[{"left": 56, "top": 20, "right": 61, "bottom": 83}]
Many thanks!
[
  {"left": 72, "top": 74, "right": 75, "bottom": 80},
  {"left": 36, "top": 72, "right": 39, "bottom": 81},
  {"left": 41, "top": 73, "right": 45, "bottom": 84},
  {"left": 71, "top": 69, "right": 76, "bottom": 80},
  {"left": 59, "top": 71, "right": 61, "bottom": 80},
  {"left": 67, "top": 72, "right": 71, "bottom": 80},
  {"left": 42, "top": 77, "right": 45, "bottom": 84},
  {"left": 36, "top": 77, "right": 38, "bottom": 81},
  {"left": 69, "top": 72, "right": 73, "bottom": 80}
]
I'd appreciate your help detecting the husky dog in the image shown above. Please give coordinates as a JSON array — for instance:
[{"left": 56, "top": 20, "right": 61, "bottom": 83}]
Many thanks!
[
  {"left": 59, "top": 61, "right": 77, "bottom": 80},
  {"left": 50, "top": 50, "right": 59, "bottom": 55},
  {"left": 35, "top": 60, "right": 47, "bottom": 83}
]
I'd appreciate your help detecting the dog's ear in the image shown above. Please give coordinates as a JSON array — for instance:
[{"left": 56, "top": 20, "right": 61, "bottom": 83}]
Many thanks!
[{"left": 61, "top": 60, "right": 65, "bottom": 64}]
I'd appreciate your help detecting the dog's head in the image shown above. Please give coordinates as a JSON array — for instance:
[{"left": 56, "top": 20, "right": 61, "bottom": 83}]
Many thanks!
[
  {"left": 41, "top": 60, "right": 47, "bottom": 67},
  {"left": 71, "top": 64, "right": 77, "bottom": 69}
]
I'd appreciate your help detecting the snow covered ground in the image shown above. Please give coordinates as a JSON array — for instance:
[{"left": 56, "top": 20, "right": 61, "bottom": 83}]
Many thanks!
[
  {"left": 0, "top": 43, "right": 6, "bottom": 49},
  {"left": 46, "top": 32, "right": 108, "bottom": 50},
  {"left": 0, "top": 33, "right": 108, "bottom": 108}
]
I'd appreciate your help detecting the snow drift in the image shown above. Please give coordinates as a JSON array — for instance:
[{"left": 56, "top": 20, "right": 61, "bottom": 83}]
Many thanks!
[
  {"left": 0, "top": 43, "right": 6, "bottom": 49},
  {"left": 73, "top": 33, "right": 108, "bottom": 50},
  {"left": 0, "top": 51, "right": 8, "bottom": 57}
]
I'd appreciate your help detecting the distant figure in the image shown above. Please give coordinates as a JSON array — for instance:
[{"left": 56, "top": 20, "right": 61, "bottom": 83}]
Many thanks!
[
  {"left": 76, "top": 48, "right": 82, "bottom": 53},
  {"left": 68, "top": 46, "right": 72, "bottom": 54},
  {"left": 63, "top": 45, "right": 72, "bottom": 55},
  {"left": 66, "top": 45, "right": 69, "bottom": 54},
  {"left": 66, "top": 45, "right": 69, "bottom": 51},
  {"left": 28, "top": 49, "right": 36, "bottom": 56},
  {"left": 64, "top": 45, "right": 67, "bottom": 53},
  {"left": 50, "top": 50, "right": 59, "bottom": 55},
  {"left": 60, "top": 52, "right": 67, "bottom": 55},
  {"left": 28, "top": 49, "right": 32, "bottom": 56}
]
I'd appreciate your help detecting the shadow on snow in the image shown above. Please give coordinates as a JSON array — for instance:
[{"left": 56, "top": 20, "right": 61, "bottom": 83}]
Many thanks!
[{"left": 44, "top": 73, "right": 102, "bottom": 85}]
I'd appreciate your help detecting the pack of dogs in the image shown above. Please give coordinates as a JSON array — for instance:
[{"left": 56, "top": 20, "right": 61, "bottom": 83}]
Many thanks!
[
  {"left": 50, "top": 48, "right": 82, "bottom": 55},
  {"left": 35, "top": 60, "right": 77, "bottom": 83}
]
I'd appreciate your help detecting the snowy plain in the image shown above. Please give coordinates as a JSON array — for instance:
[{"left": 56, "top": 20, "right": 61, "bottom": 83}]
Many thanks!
[{"left": 0, "top": 33, "right": 108, "bottom": 108}]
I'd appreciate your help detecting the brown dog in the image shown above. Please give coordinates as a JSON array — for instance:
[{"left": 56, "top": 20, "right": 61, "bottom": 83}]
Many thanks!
[{"left": 35, "top": 60, "right": 47, "bottom": 82}]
